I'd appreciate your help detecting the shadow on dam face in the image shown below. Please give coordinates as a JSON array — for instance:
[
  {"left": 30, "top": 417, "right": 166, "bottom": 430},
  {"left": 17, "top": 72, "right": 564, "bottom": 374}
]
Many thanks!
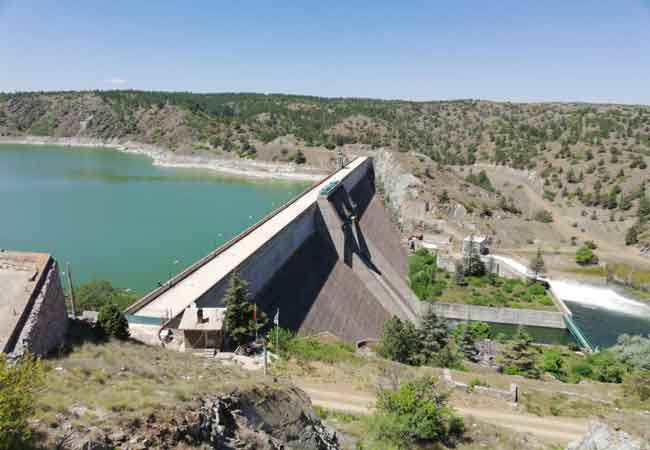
[
  {"left": 255, "top": 230, "right": 339, "bottom": 335},
  {"left": 254, "top": 206, "right": 393, "bottom": 342}
]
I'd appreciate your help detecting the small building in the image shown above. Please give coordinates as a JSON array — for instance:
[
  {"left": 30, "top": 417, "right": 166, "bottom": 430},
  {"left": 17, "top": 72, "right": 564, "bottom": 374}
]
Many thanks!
[
  {"left": 462, "top": 235, "right": 490, "bottom": 257},
  {"left": 178, "top": 305, "right": 226, "bottom": 351},
  {"left": 0, "top": 251, "right": 68, "bottom": 358}
]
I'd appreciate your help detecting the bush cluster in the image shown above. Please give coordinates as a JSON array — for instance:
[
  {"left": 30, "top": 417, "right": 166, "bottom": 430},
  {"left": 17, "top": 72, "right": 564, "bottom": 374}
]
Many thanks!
[{"left": 369, "top": 377, "right": 464, "bottom": 448}]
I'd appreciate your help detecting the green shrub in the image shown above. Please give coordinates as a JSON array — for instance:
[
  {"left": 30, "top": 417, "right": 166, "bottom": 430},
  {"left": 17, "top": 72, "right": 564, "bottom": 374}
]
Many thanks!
[
  {"left": 370, "top": 377, "right": 464, "bottom": 448},
  {"left": 0, "top": 354, "right": 45, "bottom": 450},
  {"left": 575, "top": 245, "right": 599, "bottom": 265},
  {"left": 586, "top": 350, "right": 628, "bottom": 383},
  {"left": 499, "top": 329, "right": 541, "bottom": 379},
  {"left": 97, "top": 304, "right": 130, "bottom": 340},
  {"left": 76, "top": 280, "right": 138, "bottom": 311},
  {"left": 533, "top": 209, "right": 554, "bottom": 223},
  {"left": 467, "top": 378, "right": 489, "bottom": 392},
  {"left": 613, "top": 334, "right": 650, "bottom": 371},
  {"left": 379, "top": 317, "right": 421, "bottom": 365},
  {"left": 623, "top": 370, "right": 650, "bottom": 402},
  {"left": 527, "top": 283, "right": 546, "bottom": 296},
  {"left": 541, "top": 348, "right": 566, "bottom": 381},
  {"left": 286, "top": 337, "right": 357, "bottom": 364},
  {"left": 267, "top": 327, "right": 295, "bottom": 355},
  {"left": 453, "top": 321, "right": 491, "bottom": 341}
]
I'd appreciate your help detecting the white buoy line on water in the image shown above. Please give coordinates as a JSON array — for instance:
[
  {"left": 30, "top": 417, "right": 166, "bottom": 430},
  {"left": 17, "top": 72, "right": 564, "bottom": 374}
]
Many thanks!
[{"left": 491, "top": 255, "right": 650, "bottom": 318}]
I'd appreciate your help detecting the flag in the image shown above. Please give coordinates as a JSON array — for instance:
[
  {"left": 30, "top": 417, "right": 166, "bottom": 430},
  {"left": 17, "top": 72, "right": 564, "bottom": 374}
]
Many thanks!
[
  {"left": 273, "top": 308, "right": 279, "bottom": 326},
  {"left": 253, "top": 303, "right": 257, "bottom": 323}
]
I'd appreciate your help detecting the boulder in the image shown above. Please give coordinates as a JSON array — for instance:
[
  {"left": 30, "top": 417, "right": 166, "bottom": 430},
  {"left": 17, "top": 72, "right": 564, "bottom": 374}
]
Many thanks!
[{"left": 567, "top": 422, "right": 649, "bottom": 450}]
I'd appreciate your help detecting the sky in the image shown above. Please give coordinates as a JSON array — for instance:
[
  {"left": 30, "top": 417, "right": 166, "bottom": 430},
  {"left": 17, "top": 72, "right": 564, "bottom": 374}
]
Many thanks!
[{"left": 1, "top": 1, "right": 649, "bottom": 104}]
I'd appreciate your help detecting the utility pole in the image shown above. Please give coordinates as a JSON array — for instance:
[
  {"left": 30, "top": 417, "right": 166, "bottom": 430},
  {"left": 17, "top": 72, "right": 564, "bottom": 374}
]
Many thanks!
[{"left": 66, "top": 262, "right": 77, "bottom": 318}]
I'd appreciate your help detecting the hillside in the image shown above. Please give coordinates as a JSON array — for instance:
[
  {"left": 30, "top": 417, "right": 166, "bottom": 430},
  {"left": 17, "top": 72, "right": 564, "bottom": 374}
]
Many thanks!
[{"left": 3, "top": 91, "right": 650, "bottom": 265}]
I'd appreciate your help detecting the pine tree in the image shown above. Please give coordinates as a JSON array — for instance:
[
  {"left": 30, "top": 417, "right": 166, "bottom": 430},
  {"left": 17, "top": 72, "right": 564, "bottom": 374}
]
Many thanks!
[
  {"left": 499, "top": 328, "right": 540, "bottom": 379},
  {"left": 417, "top": 308, "right": 450, "bottom": 364},
  {"left": 529, "top": 248, "right": 546, "bottom": 278},
  {"left": 454, "top": 262, "right": 466, "bottom": 286},
  {"left": 97, "top": 304, "right": 130, "bottom": 340},
  {"left": 457, "top": 324, "right": 480, "bottom": 362},
  {"left": 465, "top": 235, "right": 485, "bottom": 277},
  {"left": 379, "top": 316, "right": 421, "bottom": 365},
  {"left": 223, "top": 273, "right": 267, "bottom": 347}
]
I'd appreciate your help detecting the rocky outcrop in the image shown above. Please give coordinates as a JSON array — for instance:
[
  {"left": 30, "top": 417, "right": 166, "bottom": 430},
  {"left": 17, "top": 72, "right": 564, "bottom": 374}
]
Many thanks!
[
  {"left": 567, "top": 422, "right": 650, "bottom": 450},
  {"left": 373, "top": 150, "right": 422, "bottom": 232},
  {"left": 70, "top": 384, "right": 340, "bottom": 450}
]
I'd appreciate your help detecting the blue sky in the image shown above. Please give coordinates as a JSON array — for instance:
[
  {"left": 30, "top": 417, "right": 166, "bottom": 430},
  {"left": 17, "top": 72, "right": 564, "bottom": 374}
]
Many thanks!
[{"left": 1, "top": 1, "right": 649, "bottom": 104}]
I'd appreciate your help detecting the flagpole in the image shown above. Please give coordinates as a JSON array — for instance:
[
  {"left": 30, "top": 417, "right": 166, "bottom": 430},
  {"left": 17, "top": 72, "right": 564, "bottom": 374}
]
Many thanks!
[
  {"left": 254, "top": 303, "right": 258, "bottom": 342},
  {"left": 275, "top": 308, "right": 279, "bottom": 352}
]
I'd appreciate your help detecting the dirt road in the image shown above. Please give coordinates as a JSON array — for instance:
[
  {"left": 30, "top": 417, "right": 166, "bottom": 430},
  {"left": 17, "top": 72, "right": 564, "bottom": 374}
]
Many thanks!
[{"left": 297, "top": 383, "right": 588, "bottom": 445}]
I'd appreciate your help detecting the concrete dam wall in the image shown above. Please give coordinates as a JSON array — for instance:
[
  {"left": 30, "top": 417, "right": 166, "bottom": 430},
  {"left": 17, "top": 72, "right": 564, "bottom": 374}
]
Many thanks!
[{"left": 127, "top": 157, "right": 419, "bottom": 343}]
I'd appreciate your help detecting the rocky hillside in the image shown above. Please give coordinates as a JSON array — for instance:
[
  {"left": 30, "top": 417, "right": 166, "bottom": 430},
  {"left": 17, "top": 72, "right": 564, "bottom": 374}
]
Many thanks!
[{"left": 34, "top": 339, "right": 340, "bottom": 450}]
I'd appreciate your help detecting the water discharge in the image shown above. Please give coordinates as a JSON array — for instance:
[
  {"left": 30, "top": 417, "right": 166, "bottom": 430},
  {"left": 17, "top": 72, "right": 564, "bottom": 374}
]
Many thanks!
[
  {"left": 549, "top": 279, "right": 650, "bottom": 317},
  {"left": 492, "top": 254, "right": 650, "bottom": 347}
]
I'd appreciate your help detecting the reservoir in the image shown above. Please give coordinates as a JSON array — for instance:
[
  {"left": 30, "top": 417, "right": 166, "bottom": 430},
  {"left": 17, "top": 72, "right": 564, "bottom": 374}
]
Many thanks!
[{"left": 0, "top": 144, "right": 309, "bottom": 294}]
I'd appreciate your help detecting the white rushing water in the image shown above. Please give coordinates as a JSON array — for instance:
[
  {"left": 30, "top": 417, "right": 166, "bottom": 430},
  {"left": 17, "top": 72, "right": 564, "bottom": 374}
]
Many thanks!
[
  {"left": 491, "top": 254, "right": 650, "bottom": 318},
  {"left": 548, "top": 279, "right": 650, "bottom": 317},
  {"left": 490, "top": 255, "right": 531, "bottom": 277}
]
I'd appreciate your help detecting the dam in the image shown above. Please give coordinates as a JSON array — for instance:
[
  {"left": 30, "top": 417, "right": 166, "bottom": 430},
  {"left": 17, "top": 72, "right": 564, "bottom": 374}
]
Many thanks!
[
  {"left": 126, "top": 157, "right": 422, "bottom": 344},
  {"left": 126, "top": 156, "right": 585, "bottom": 348}
]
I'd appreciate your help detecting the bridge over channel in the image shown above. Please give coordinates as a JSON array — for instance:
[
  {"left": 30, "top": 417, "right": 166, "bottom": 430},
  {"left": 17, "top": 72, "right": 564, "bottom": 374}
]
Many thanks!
[{"left": 126, "top": 157, "right": 423, "bottom": 345}]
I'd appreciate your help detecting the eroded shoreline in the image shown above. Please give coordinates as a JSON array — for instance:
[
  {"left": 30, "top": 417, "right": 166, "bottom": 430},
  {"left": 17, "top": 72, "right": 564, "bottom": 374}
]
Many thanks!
[{"left": 0, "top": 136, "right": 328, "bottom": 182}]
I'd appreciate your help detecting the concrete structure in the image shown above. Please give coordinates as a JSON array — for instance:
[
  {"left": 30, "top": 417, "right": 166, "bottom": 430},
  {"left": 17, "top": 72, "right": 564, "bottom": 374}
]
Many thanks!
[
  {"left": 0, "top": 251, "right": 68, "bottom": 357},
  {"left": 179, "top": 306, "right": 226, "bottom": 351},
  {"left": 462, "top": 235, "right": 489, "bottom": 257},
  {"left": 127, "top": 157, "right": 421, "bottom": 346},
  {"left": 428, "top": 302, "right": 566, "bottom": 329}
]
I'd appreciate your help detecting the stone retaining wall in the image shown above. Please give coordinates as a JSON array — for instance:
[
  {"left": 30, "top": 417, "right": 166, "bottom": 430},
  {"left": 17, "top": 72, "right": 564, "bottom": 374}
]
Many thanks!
[
  {"left": 11, "top": 260, "right": 68, "bottom": 357},
  {"left": 442, "top": 369, "right": 518, "bottom": 403}
]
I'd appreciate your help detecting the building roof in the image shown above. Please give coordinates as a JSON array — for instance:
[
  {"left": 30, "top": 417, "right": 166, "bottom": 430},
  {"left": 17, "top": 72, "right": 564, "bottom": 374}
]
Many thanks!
[
  {"left": 178, "top": 307, "right": 226, "bottom": 331},
  {"left": 0, "top": 251, "right": 52, "bottom": 352}
]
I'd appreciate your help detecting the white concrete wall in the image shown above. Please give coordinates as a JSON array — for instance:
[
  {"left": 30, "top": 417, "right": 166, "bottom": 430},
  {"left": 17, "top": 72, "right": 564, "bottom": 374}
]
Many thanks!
[{"left": 196, "top": 204, "right": 318, "bottom": 306}]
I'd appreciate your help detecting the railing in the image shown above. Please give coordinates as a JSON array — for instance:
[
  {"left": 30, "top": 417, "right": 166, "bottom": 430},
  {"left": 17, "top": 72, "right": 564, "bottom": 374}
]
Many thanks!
[{"left": 563, "top": 314, "right": 595, "bottom": 352}]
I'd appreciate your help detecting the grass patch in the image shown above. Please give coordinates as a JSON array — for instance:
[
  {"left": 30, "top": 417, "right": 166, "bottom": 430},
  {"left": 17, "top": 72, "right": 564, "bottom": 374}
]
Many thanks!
[
  {"left": 408, "top": 249, "right": 556, "bottom": 310},
  {"left": 521, "top": 391, "right": 611, "bottom": 418},
  {"left": 437, "top": 275, "right": 557, "bottom": 311},
  {"left": 34, "top": 340, "right": 255, "bottom": 431},
  {"left": 286, "top": 336, "right": 360, "bottom": 365}
]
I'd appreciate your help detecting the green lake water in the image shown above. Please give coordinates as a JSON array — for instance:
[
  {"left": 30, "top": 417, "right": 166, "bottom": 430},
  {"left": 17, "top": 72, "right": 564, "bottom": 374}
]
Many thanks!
[{"left": 0, "top": 144, "right": 309, "bottom": 294}]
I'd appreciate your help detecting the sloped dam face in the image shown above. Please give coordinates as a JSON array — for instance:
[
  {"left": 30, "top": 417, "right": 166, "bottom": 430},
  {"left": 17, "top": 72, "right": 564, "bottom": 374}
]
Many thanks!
[{"left": 128, "top": 157, "right": 420, "bottom": 343}]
